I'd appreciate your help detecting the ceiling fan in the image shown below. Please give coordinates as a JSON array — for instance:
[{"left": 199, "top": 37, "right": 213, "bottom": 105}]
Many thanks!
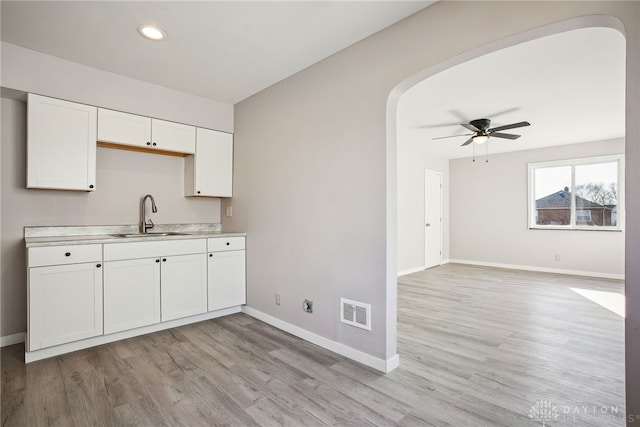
[{"left": 433, "top": 118, "right": 530, "bottom": 146}]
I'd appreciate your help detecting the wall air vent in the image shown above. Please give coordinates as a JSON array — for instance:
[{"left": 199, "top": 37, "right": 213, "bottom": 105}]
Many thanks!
[{"left": 340, "top": 298, "right": 371, "bottom": 331}]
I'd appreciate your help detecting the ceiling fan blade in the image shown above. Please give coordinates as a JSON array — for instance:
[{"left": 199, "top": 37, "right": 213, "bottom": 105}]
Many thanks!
[
  {"left": 432, "top": 132, "right": 474, "bottom": 140},
  {"left": 488, "top": 121, "right": 530, "bottom": 132},
  {"left": 461, "top": 123, "right": 479, "bottom": 132},
  {"left": 461, "top": 137, "right": 474, "bottom": 147},
  {"left": 490, "top": 132, "right": 521, "bottom": 140}
]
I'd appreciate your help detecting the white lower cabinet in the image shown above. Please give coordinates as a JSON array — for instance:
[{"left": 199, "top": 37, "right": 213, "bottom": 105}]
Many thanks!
[
  {"left": 26, "top": 235, "right": 245, "bottom": 361},
  {"left": 161, "top": 253, "right": 208, "bottom": 322},
  {"left": 28, "top": 261, "right": 103, "bottom": 351},
  {"left": 103, "top": 253, "right": 208, "bottom": 333},
  {"left": 103, "top": 239, "right": 208, "bottom": 333},
  {"left": 103, "top": 258, "right": 161, "bottom": 334},
  {"left": 208, "top": 237, "right": 246, "bottom": 311}
]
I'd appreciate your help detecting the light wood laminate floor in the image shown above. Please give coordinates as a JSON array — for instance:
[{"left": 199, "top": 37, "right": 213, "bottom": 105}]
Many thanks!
[{"left": 1, "top": 264, "right": 625, "bottom": 426}]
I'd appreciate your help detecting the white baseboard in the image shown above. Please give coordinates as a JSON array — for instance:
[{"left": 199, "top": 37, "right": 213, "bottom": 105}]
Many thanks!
[
  {"left": 242, "top": 306, "right": 399, "bottom": 374},
  {"left": 1, "top": 332, "right": 25, "bottom": 347},
  {"left": 448, "top": 259, "right": 624, "bottom": 280},
  {"left": 397, "top": 266, "right": 425, "bottom": 276}
]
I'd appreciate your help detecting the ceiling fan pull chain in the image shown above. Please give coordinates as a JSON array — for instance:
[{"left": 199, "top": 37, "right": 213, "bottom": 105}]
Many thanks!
[{"left": 486, "top": 140, "right": 489, "bottom": 163}]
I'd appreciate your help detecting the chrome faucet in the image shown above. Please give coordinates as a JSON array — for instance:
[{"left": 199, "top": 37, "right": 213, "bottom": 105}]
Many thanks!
[{"left": 140, "top": 194, "right": 158, "bottom": 233}]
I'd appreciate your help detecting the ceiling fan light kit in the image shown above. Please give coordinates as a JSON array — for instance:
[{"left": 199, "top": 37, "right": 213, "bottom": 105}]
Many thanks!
[{"left": 472, "top": 134, "right": 489, "bottom": 144}]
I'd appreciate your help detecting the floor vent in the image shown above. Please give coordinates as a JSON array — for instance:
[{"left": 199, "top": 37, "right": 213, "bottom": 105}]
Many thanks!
[{"left": 340, "top": 298, "right": 371, "bottom": 331}]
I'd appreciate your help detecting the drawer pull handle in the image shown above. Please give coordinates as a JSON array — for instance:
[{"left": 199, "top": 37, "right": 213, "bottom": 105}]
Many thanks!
[
  {"left": 65, "top": 252, "right": 71, "bottom": 257},
  {"left": 96, "top": 264, "right": 102, "bottom": 268}
]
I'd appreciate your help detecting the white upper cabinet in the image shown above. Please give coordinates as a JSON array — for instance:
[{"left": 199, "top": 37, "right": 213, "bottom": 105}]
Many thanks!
[
  {"left": 185, "top": 128, "right": 233, "bottom": 197},
  {"left": 97, "top": 108, "right": 195, "bottom": 154},
  {"left": 151, "top": 119, "right": 196, "bottom": 154},
  {"left": 27, "top": 94, "right": 97, "bottom": 191},
  {"left": 97, "top": 108, "right": 151, "bottom": 148}
]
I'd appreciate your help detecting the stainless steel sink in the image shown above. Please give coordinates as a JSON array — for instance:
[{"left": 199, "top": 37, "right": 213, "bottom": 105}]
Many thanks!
[{"left": 111, "top": 232, "right": 188, "bottom": 238}]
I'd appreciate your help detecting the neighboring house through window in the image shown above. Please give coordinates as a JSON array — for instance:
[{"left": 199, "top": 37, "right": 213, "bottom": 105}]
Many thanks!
[{"left": 528, "top": 154, "right": 623, "bottom": 230}]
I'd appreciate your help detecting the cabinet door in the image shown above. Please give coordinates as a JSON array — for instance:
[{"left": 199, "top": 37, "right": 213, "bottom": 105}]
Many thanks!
[
  {"left": 151, "top": 119, "right": 195, "bottom": 154},
  {"left": 104, "top": 258, "right": 160, "bottom": 334},
  {"left": 208, "top": 250, "right": 246, "bottom": 311},
  {"left": 28, "top": 262, "right": 103, "bottom": 351},
  {"left": 186, "top": 128, "right": 233, "bottom": 197},
  {"left": 161, "top": 254, "right": 207, "bottom": 322},
  {"left": 97, "top": 108, "right": 151, "bottom": 148},
  {"left": 27, "top": 94, "right": 97, "bottom": 191}
]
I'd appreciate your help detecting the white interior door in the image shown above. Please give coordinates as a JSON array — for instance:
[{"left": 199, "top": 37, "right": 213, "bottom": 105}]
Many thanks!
[{"left": 424, "top": 170, "right": 442, "bottom": 269}]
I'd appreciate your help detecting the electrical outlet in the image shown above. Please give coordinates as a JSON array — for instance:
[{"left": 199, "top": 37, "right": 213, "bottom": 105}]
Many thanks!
[
  {"left": 303, "top": 299, "right": 313, "bottom": 313},
  {"left": 225, "top": 206, "right": 233, "bottom": 217},
  {"left": 555, "top": 254, "right": 561, "bottom": 261},
  {"left": 276, "top": 293, "right": 281, "bottom": 306}
]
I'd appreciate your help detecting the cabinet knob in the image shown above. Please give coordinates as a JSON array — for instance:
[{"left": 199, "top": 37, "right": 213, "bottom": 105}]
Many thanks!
[
  {"left": 197, "top": 190, "right": 201, "bottom": 194},
  {"left": 162, "top": 258, "right": 167, "bottom": 262},
  {"left": 96, "top": 264, "right": 102, "bottom": 268},
  {"left": 89, "top": 184, "right": 94, "bottom": 189},
  {"left": 65, "top": 252, "right": 71, "bottom": 257},
  {"left": 226, "top": 242, "right": 230, "bottom": 246},
  {"left": 209, "top": 253, "right": 213, "bottom": 257},
  {"left": 146, "top": 142, "right": 151, "bottom": 146},
  {"left": 152, "top": 142, "right": 157, "bottom": 147},
  {"left": 156, "top": 259, "right": 160, "bottom": 263}
]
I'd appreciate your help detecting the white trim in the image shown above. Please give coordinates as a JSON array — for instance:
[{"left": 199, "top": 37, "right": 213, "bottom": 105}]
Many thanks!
[
  {"left": 1, "top": 332, "right": 25, "bottom": 347},
  {"left": 449, "top": 259, "right": 624, "bottom": 280},
  {"left": 25, "top": 306, "right": 241, "bottom": 363},
  {"left": 398, "top": 266, "right": 425, "bottom": 276},
  {"left": 242, "top": 306, "right": 399, "bottom": 373}
]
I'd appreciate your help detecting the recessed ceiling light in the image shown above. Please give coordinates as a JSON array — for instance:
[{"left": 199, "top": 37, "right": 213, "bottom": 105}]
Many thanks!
[{"left": 137, "top": 25, "right": 167, "bottom": 41}]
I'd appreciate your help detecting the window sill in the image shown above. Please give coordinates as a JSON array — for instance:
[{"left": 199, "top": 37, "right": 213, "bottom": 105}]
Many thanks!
[{"left": 529, "top": 226, "right": 623, "bottom": 232}]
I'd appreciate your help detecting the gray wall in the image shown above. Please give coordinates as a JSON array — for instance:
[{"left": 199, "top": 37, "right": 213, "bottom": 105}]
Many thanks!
[
  {"left": 0, "top": 44, "right": 234, "bottom": 337},
  {"left": 450, "top": 139, "right": 625, "bottom": 276},
  {"left": 223, "top": 0, "right": 640, "bottom": 415}
]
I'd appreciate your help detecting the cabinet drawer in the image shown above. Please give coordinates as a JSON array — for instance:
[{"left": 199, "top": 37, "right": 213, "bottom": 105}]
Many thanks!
[
  {"left": 28, "top": 244, "right": 102, "bottom": 267},
  {"left": 208, "top": 236, "right": 245, "bottom": 252},
  {"left": 104, "top": 238, "right": 206, "bottom": 261}
]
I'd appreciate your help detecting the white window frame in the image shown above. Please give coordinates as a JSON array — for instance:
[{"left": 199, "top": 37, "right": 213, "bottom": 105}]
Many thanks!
[{"left": 527, "top": 154, "right": 624, "bottom": 231}]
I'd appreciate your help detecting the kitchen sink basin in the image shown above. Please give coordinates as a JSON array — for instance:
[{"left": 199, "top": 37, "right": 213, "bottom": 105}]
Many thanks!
[{"left": 111, "top": 232, "right": 189, "bottom": 238}]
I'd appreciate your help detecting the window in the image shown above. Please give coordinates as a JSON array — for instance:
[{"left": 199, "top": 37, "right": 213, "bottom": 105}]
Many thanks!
[
  {"left": 528, "top": 155, "right": 623, "bottom": 230},
  {"left": 576, "top": 209, "right": 592, "bottom": 223}
]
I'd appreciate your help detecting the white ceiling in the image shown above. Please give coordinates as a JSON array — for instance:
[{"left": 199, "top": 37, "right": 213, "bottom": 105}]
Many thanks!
[
  {"left": 0, "top": 1, "right": 433, "bottom": 104},
  {"left": 397, "top": 27, "right": 626, "bottom": 159}
]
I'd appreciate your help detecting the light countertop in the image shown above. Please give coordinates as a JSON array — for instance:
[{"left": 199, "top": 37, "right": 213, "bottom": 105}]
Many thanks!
[{"left": 24, "top": 224, "right": 245, "bottom": 247}]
